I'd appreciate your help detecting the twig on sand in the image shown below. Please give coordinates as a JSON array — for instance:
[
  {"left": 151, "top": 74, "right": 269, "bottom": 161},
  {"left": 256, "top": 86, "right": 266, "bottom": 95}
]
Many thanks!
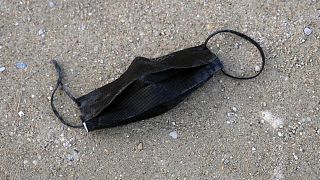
[
  {"left": 24, "top": 70, "right": 38, "bottom": 81},
  {"left": 16, "top": 71, "right": 24, "bottom": 112},
  {"left": 15, "top": 68, "right": 39, "bottom": 112}
]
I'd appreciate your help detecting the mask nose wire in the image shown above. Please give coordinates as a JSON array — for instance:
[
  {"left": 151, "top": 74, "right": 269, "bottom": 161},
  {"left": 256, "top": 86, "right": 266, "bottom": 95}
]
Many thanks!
[
  {"left": 51, "top": 60, "right": 84, "bottom": 128},
  {"left": 204, "top": 29, "right": 265, "bottom": 80}
]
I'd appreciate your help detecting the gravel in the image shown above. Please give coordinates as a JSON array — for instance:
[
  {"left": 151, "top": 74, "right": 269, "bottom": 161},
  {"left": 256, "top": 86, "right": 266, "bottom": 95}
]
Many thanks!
[
  {"left": 0, "top": 0, "right": 319, "bottom": 179},
  {"left": 15, "top": 62, "right": 28, "bottom": 69},
  {"left": 18, "top": 111, "right": 25, "bottom": 117},
  {"left": 255, "top": 65, "right": 261, "bottom": 72},
  {"left": 137, "top": 142, "right": 143, "bottom": 150},
  {"left": 48, "top": 1, "right": 55, "bottom": 8},
  {"left": 0, "top": 66, "right": 5, "bottom": 72},
  {"left": 303, "top": 27, "right": 312, "bottom": 36},
  {"left": 169, "top": 131, "right": 178, "bottom": 139}
]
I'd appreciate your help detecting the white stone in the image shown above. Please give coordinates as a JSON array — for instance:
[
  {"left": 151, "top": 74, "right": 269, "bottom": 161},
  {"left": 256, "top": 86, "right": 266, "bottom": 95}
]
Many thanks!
[
  {"left": 137, "top": 142, "right": 143, "bottom": 150},
  {"left": 48, "top": 1, "right": 55, "bottom": 8},
  {"left": 18, "top": 111, "right": 25, "bottom": 117},
  {"left": 38, "top": 29, "right": 45, "bottom": 37},
  {"left": 261, "top": 111, "right": 284, "bottom": 129},
  {"left": 169, "top": 131, "right": 178, "bottom": 139},
  {"left": 0, "top": 66, "right": 5, "bottom": 72},
  {"left": 304, "top": 27, "right": 312, "bottom": 36},
  {"left": 255, "top": 65, "right": 261, "bottom": 72}
]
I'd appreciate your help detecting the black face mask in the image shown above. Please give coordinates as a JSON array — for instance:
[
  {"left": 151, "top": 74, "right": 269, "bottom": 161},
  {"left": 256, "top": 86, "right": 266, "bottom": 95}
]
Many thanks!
[{"left": 51, "top": 30, "right": 265, "bottom": 132}]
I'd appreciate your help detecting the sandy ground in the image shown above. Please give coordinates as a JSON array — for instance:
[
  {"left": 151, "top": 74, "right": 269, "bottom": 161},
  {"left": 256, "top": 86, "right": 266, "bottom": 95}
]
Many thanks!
[{"left": 0, "top": 0, "right": 320, "bottom": 179}]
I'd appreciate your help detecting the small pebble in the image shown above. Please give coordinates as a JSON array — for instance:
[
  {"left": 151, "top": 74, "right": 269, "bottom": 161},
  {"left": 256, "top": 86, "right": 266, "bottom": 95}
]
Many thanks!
[
  {"left": 48, "top": 1, "right": 55, "bottom": 8},
  {"left": 169, "top": 131, "right": 178, "bottom": 139},
  {"left": 255, "top": 65, "right": 261, "bottom": 72},
  {"left": 223, "top": 159, "right": 230, "bottom": 165},
  {"left": 38, "top": 29, "right": 45, "bottom": 37},
  {"left": 18, "top": 111, "right": 25, "bottom": 117},
  {"left": 67, "top": 154, "right": 74, "bottom": 161},
  {"left": 16, "top": 62, "right": 28, "bottom": 69},
  {"left": 0, "top": 66, "right": 5, "bottom": 72},
  {"left": 306, "top": 117, "right": 311, "bottom": 122},
  {"left": 232, "top": 107, "right": 238, "bottom": 112},
  {"left": 67, "top": 150, "right": 79, "bottom": 161},
  {"left": 63, "top": 141, "right": 71, "bottom": 148},
  {"left": 278, "top": 132, "right": 283, "bottom": 137},
  {"left": 32, "top": 160, "right": 38, "bottom": 165},
  {"left": 304, "top": 27, "right": 312, "bottom": 36},
  {"left": 137, "top": 142, "right": 143, "bottom": 150}
]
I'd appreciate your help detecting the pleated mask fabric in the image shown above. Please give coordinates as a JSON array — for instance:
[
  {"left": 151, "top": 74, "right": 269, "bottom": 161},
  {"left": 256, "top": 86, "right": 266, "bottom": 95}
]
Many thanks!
[{"left": 51, "top": 30, "right": 265, "bottom": 132}]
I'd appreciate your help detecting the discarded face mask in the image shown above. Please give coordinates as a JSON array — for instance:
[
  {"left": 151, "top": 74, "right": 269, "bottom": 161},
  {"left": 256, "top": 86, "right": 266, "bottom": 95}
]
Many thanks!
[{"left": 51, "top": 30, "right": 265, "bottom": 132}]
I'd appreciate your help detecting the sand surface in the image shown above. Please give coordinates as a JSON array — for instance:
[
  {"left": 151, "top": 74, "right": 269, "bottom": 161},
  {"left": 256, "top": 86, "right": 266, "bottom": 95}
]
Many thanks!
[{"left": 0, "top": 0, "right": 319, "bottom": 179}]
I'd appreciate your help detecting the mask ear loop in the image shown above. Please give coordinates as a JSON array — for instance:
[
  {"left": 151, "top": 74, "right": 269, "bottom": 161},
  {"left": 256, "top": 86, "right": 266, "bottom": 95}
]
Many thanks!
[
  {"left": 51, "top": 60, "right": 83, "bottom": 128},
  {"left": 204, "top": 29, "right": 265, "bottom": 79}
]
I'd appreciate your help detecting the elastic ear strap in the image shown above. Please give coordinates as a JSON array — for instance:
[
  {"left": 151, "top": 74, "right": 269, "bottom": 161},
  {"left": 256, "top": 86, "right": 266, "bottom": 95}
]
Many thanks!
[
  {"left": 204, "top": 29, "right": 265, "bottom": 79},
  {"left": 51, "top": 60, "right": 83, "bottom": 128}
]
